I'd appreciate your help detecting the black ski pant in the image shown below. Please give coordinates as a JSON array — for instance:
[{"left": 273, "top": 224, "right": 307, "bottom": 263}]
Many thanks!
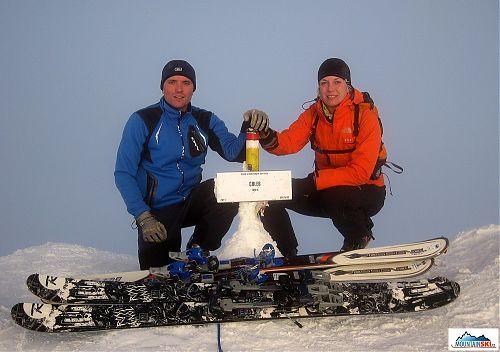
[
  {"left": 260, "top": 182, "right": 386, "bottom": 256},
  {"left": 137, "top": 179, "right": 239, "bottom": 269}
]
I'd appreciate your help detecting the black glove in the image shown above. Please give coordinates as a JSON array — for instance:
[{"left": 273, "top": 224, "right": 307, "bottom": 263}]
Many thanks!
[
  {"left": 136, "top": 211, "right": 167, "bottom": 243},
  {"left": 293, "top": 173, "right": 316, "bottom": 198}
]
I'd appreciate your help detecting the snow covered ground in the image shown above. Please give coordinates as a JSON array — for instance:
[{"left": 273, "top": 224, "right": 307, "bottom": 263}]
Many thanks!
[{"left": 0, "top": 224, "right": 498, "bottom": 352}]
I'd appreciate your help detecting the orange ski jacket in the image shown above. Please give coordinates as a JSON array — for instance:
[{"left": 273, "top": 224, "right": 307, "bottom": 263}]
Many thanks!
[{"left": 263, "top": 89, "right": 384, "bottom": 190}]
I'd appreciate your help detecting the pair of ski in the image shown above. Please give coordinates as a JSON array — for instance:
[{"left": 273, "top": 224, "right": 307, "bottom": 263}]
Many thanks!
[
  {"left": 33, "top": 235, "right": 450, "bottom": 285},
  {"left": 24, "top": 237, "right": 448, "bottom": 304},
  {"left": 11, "top": 237, "right": 460, "bottom": 332}
]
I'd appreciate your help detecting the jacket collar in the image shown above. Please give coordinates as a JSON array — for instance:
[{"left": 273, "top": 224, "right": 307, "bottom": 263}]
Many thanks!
[
  {"left": 160, "top": 97, "right": 192, "bottom": 117},
  {"left": 314, "top": 88, "right": 365, "bottom": 119}
]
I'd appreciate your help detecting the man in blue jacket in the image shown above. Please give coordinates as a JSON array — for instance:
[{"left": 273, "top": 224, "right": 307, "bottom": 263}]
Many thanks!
[{"left": 115, "top": 59, "right": 269, "bottom": 269}]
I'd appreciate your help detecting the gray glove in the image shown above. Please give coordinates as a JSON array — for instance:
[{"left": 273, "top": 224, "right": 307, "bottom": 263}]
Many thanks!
[
  {"left": 136, "top": 211, "right": 167, "bottom": 243},
  {"left": 243, "top": 109, "right": 269, "bottom": 132}
]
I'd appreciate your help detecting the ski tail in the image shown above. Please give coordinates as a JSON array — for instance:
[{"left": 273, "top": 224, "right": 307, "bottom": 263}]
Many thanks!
[
  {"left": 319, "top": 258, "right": 434, "bottom": 281},
  {"left": 327, "top": 237, "right": 449, "bottom": 266}
]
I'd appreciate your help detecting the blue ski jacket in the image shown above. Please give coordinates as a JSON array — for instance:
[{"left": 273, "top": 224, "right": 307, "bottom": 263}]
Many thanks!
[{"left": 115, "top": 98, "right": 246, "bottom": 218}]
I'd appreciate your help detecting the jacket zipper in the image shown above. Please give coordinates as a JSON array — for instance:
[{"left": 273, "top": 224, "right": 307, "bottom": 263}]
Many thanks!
[{"left": 176, "top": 112, "right": 186, "bottom": 200}]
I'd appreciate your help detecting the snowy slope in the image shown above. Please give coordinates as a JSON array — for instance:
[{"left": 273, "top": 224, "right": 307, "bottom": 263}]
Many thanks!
[{"left": 0, "top": 224, "right": 498, "bottom": 352}]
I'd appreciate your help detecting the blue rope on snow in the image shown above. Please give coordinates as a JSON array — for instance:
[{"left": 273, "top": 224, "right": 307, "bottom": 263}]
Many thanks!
[{"left": 217, "top": 322, "right": 223, "bottom": 352}]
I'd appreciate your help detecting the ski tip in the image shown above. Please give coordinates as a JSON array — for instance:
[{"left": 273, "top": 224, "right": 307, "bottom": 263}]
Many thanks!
[
  {"left": 432, "top": 236, "right": 450, "bottom": 256},
  {"left": 11, "top": 303, "right": 35, "bottom": 331},
  {"left": 452, "top": 280, "right": 461, "bottom": 298},
  {"left": 11, "top": 303, "right": 53, "bottom": 332},
  {"left": 430, "top": 236, "right": 449, "bottom": 252},
  {"left": 26, "top": 273, "right": 40, "bottom": 286},
  {"left": 441, "top": 236, "right": 450, "bottom": 253},
  {"left": 26, "top": 273, "right": 47, "bottom": 298},
  {"left": 10, "top": 303, "right": 24, "bottom": 326},
  {"left": 26, "top": 274, "right": 42, "bottom": 296},
  {"left": 25, "top": 274, "right": 65, "bottom": 303},
  {"left": 11, "top": 302, "right": 23, "bottom": 316}
]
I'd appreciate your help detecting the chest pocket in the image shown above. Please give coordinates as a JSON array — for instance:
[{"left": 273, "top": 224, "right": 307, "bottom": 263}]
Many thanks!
[
  {"left": 188, "top": 125, "right": 207, "bottom": 157},
  {"left": 341, "top": 127, "right": 355, "bottom": 144}
]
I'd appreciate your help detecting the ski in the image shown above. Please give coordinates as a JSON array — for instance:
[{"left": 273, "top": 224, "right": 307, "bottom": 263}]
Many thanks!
[
  {"left": 11, "top": 276, "right": 460, "bottom": 332},
  {"left": 326, "top": 237, "right": 448, "bottom": 266},
  {"left": 71, "top": 237, "right": 449, "bottom": 283},
  {"left": 27, "top": 259, "right": 434, "bottom": 304}
]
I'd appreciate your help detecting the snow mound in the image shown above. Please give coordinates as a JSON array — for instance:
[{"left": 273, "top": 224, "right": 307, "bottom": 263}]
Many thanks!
[
  {"left": 0, "top": 225, "right": 498, "bottom": 352},
  {"left": 216, "top": 201, "right": 282, "bottom": 259}
]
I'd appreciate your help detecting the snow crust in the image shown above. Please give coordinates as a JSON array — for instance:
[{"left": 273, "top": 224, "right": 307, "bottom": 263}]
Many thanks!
[{"left": 0, "top": 224, "right": 498, "bottom": 352}]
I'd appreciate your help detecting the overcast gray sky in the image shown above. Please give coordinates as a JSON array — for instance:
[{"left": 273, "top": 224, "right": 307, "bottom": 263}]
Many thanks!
[{"left": 1, "top": 0, "right": 498, "bottom": 258}]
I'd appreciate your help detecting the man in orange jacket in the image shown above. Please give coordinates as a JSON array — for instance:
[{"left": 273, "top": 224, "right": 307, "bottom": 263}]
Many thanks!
[{"left": 258, "top": 58, "right": 386, "bottom": 256}]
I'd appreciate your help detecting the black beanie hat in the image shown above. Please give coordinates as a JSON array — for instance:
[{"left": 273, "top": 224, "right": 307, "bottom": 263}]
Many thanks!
[
  {"left": 318, "top": 58, "right": 351, "bottom": 84},
  {"left": 160, "top": 60, "right": 196, "bottom": 91}
]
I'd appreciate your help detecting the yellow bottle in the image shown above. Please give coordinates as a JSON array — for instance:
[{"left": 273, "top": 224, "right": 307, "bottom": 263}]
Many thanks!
[{"left": 245, "top": 130, "right": 259, "bottom": 171}]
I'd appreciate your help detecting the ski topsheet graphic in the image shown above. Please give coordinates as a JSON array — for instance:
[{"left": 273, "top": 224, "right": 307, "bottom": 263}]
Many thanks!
[
  {"left": 58, "top": 237, "right": 448, "bottom": 283},
  {"left": 11, "top": 237, "right": 459, "bottom": 333},
  {"left": 11, "top": 276, "right": 460, "bottom": 332},
  {"left": 319, "top": 237, "right": 448, "bottom": 266},
  {"left": 27, "top": 259, "right": 434, "bottom": 304}
]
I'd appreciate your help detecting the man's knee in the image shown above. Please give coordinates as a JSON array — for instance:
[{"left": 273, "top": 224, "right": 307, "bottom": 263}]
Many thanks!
[
  {"left": 212, "top": 201, "right": 239, "bottom": 222},
  {"left": 138, "top": 244, "right": 173, "bottom": 269}
]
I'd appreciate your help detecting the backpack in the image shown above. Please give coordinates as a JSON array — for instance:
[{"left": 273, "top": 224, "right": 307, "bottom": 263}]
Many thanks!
[{"left": 310, "top": 92, "right": 403, "bottom": 180}]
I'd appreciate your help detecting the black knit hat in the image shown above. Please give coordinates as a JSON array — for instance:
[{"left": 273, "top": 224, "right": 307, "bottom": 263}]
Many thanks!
[
  {"left": 160, "top": 60, "right": 196, "bottom": 91},
  {"left": 318, "top": 58, "right": 351, "bottom": 84}
]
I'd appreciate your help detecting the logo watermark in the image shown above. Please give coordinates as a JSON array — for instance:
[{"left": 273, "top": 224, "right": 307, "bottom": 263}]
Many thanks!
[{"left": 449, "top": 328, "right": 498, "bottom": 350}]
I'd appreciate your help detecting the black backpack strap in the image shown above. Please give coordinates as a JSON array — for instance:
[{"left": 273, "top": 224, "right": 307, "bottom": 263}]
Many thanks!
[
  {"left": 310, "top": 109, "right": 356, "bottom": 155},
  {"left": 309, "top": 93, "right": 376, "bottom": 155},
  {"left": 311, "top": 144, "right": 356, "bottom": 155},
  {"left": 136, "top": 106, "right": 163, "bottom": 162},
  {"left": 309, "top": 111, "right": 320, "bottom": 149},
  {"left": 362, "top": 91, "right": 374, "bottom": 109},
  {"left": 353, "top": 92, "right": 375, "bottom": 137},
  {"left": 353, "top": 104, "right": 360, "bottom": 137},
  {"left": 311, "top": 92, "right": 403, "bottom": 182},
  {"left": 384, "top": 161, "right": 404, "bottom": 174}
]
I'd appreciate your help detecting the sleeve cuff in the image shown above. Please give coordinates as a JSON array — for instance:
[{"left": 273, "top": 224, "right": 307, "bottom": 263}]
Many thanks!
[{"left": 259, "top": 129, "right": 278, "bottom": 150}]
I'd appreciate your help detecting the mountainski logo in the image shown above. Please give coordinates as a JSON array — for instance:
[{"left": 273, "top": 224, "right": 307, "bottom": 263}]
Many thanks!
[{"left": 449, "top": 328, "right": 498, "bottom": 350}]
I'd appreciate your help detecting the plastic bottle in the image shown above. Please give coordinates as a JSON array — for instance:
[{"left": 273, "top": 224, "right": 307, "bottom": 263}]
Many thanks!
[{"left": 245, "top": 130, "right": 259, "bottom": 171}]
